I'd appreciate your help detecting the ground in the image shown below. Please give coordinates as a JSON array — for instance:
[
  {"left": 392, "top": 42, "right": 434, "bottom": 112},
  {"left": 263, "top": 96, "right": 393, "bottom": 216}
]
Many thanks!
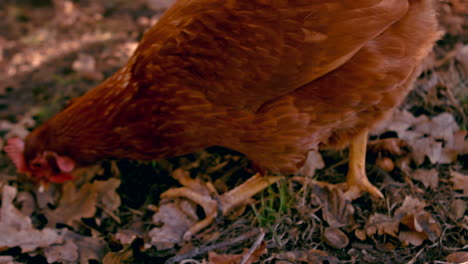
[{"left": 0, "top": 0, "right": 467, "bottom": 263}]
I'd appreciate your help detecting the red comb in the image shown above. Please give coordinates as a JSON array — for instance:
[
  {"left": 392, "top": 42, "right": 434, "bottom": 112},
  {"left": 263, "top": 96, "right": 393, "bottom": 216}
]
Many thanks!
[{"left": 4, "top": 137, "right": 29, "bottom": 173}]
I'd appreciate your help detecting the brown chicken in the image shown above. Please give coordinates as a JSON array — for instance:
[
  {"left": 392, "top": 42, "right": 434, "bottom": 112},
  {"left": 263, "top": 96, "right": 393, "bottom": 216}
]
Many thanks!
[{"left": 6, "top": 0, "right": 440, "bottom": 238}]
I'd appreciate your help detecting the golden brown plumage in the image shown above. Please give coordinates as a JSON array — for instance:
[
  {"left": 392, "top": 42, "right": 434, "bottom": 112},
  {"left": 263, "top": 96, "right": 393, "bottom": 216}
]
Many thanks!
[{"left": 6, "top": 0, "right": 440, "bottom": 236}]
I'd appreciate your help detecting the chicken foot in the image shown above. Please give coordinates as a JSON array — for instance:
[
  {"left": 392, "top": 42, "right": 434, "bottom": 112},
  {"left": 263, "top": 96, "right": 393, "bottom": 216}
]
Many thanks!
[
  {"left": 343, "top": 129, "right": 384, "bottom": 200},
  {"left": 294, "top": 129, "right": 383, "bottom": 201},
  {"left": 161, "top": 171, "right": 283, "bottom": 240}
]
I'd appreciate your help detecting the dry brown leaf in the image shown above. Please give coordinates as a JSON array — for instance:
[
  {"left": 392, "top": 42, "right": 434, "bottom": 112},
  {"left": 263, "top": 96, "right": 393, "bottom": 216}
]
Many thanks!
[
  {"left": 207, "top": 242, "right": 266, "bottom": 264},
  {"left": 410, "top": 138, "right": 443, "bottom": 165},
  {"left": 394, "top": 196, "right": 427, "bottom": 221},
  {"left": 323, "top": 227, "right": 349, "bottom": 249},
  {"left": 450, "top": 171, "right": 468, "bottom": 196},
  {"left": 448, "top": 199, "right": 467, "bottom": 221},
  {"left": 115, "top": 216, "right": 145, "bottom": 245},
  {"left": 45, "top": 182, "right": 98, "bottom": 227},
  {"left": 45, "top": 230, "right": 108, "bottom": 264},
  {"left": 0, "top": 114, "right": 35, "bottom": 140},
  {"left": 368, "top": 138, "right": 408, "bottom": 156},
  {"left": 72, "top": 53, "right": 96, "bottom": 74},
  {"left": 0, "top": 185, "right": 63, "bottom": 253},
  {"left": 309, "top": 183, "right": 355, "bottom": 228},
  {"left": 395, "top": 197, "right": 441, "bottom": 242},
  {"left": 102, "top": 246, "right": 133, "bottom": 264},
  {"left": 72, "top": 53, "right": 103, "bottom": 81},
  {"left": 371, "top": 110, "right": 424, "bottom": 136},
  {"left": 149, "top": 200, "right": 198, "bottom": 250},
  {"left": 16, "top": 191, "right": 35, "bottom": 216},
  {"left": 355, "top": 229, "right": 366, "bottom": 241},
  {"left": 45, "top": 178, "right": 121, "bottom": 227},
  {"left": 0, "top": 256, "right": 21, "bottom": 264},
  {"left": 456, "top": 45, "right": 468, "bottom": 75},
  {"left": 398, "top": 231, "right": 427, "bottom": 246},
  {"left": 147, "top": 0, "right": 176, "bottom": 10},
  {"left": 413, "top": 113, "right": 459, "bottom": 142},
  {"left": 365, "top": 213, "right": 399, "bottom": 238},
  {"left": 116, "top": 229, "right": 142, "bottom": 246},
  {"left": 273, "top": 249, "right": 339, "bottom": 264},
  {"left": 447, "top": 251, "right": 468, "bottom": 263},
  {"left": 44, "top": 239, "right": 79, "bottom": 263},
  {"left": 411, "top": 169, "right": 439, "bottom": 189},
  {"left": 446, "top": 130, "right": 468, "bottom": 156},
  {"left": 35, "top": 185, "right": 58, "bottom": 209},
  {"left": 71, "top": 232, "right": 108, "bottom": 264},
  {"left": 93, "top": 178, "right": 122, "bottom": 212},
  {"left": 373, "top": 110, "right": 464, "bottom": 165}
]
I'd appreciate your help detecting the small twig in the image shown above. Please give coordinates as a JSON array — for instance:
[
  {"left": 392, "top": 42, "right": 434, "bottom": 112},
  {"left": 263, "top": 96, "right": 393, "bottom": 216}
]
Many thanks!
[
  {"left": 407, "top": 246, "right": 426, "bottom": 264},
  {"left": 165, "top": 229, "right": 258, "bottom": 264},
  {"left": 96, "top": 204, "right": 121, "bottom": 224},
  {"left": 240, "top": 230, "right": 265, "bottom": 264}
]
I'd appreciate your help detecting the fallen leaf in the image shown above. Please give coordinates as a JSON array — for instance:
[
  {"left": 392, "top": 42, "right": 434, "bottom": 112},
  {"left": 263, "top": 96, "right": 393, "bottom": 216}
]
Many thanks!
[
  {"left": 147, "top": 0, "right": 176, "bottom": 10},
  {"left": 114, "top": 215, "right": 145, "bottom": 246},
  {"left": 409, "top": 137, "right": 444, "bottom": 165},
  {"left": 93, "top": 178, "right": 122, "bottom": 220},
  {"left": 373, "top": 110, "right": 464, "bottom": 165},
  {"left": 446, "top": 251, "right": 468, "bottom": 263},
  {"left": 45, "top": 239, "right": 79, "bottom": 263},
  {"left": 413, "top": 113, "right": 459, "bottom": 142},
  {"left": 355, "top": 229, "right": 366, "bottom": 241},
  {"left": 394, "top": 196, "right": 427, "bottom": 219},
  {"left": 450, "top": 171, "right": 468, "bottom": 196},
  {"left": 395, "top": 197, "right": 441, "bottom": 242},
  {"left": 149, "top": 200, "right": 198, "bottom": 250},
  {"left": 456, "top": 44, "right": 468, "bottom": 75},
  {"left": 103, "top": 246, "right": 133, "bottom": 264},
  {"left": 0, "top": 185, "right": 63, "bottom": 253},
  {"left": 371, "top": 110, "right": 424, "bottom": 136},
  {"left": 0, "top": 256, "right": 21, "bottom": 264},
  {"left": 365, "top": 213, "right": 399, "bottom": 238},
  {"left": 323, "top": 227, "right": 349, "bottom": 249},
  {"left": 411, "top": 169, "right": 439, "bottom": 189},
  {"left": 309, "top": 183, "right": 355, "bottom": 228},
  {"left": 368, "top": 138, "right": 408, "bottom": 156},
  {"left": 273, "top": 249, "right": 339, "bottom": 264},
  {"left": 16, "top": 191, "right": 35, "bottom": 216},
  {"left": 45, "top": 178, "right": 121, "bottom": 227},
  {"left": 45, "top": 182, "right": 98, "bottom": 227},
  {"left": 71, "top": 231, "right": 108, "bottom": 264},
  {"left": 448, "top": 199, "right": 467, "bottom": 221},
  {"left": 0, "top": 114, "right": 35, "bottom": 140},
  {"left": 72, "top": 53, "right": 95, "bottom": 73},
  {"left": 399, "top": 231, "right": 426, "bottom": 246},
  {"left": 35, "top": 185, "right": 57, "bottom": 209},
  {"left": 207, "top": 242, "right": 266, "bottom": 264},
  {"left": 72, "top": 53, "right": 103, "bottom": 81}
]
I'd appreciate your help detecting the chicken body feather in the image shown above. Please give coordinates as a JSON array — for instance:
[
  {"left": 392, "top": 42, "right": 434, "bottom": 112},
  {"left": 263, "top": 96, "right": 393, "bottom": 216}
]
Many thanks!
[{"left": 20, "top": 0, "right": 440, "bottom": 177}]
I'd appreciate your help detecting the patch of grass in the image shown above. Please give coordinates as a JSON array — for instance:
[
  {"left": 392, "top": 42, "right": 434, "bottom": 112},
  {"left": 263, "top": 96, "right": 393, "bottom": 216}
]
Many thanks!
[{"left": 251, "top": 179, "right": 290, "bottom": 228}]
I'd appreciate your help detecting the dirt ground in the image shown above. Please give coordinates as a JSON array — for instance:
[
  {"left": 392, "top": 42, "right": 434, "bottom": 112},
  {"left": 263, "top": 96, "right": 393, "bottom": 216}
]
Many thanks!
[{"left": 0, "top": 0, "right": 467, "bottom": 263}]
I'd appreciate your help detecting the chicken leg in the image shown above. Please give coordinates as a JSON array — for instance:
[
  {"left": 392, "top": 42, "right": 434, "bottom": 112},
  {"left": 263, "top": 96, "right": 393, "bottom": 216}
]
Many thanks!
[
  {"left": 161, "top": 170, "right": 283, "bottom": 239},
  {"left": 343, "top": 129, "right": 384, "bottom": 200}
]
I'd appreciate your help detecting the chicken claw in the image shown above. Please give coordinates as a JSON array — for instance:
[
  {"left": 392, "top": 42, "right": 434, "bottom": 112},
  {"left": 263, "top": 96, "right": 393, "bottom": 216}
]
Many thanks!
[
  {"left": 294, "top": 129, "right": 383, "bottom": 201},
  {"left": 344, "top": 129, "right": 384, "bottom": 200},
  {"left": 161, "top": 170, "right": 283, "bottom": 239}
]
